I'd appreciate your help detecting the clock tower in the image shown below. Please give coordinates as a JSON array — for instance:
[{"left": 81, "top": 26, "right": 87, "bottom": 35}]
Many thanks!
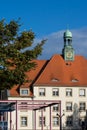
[{"left": 62, "top": 30, "right": 74, "bottom": 61}]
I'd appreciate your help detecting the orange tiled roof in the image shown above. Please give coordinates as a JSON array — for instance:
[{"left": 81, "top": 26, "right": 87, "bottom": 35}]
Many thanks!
[
  {"left": 10, "top": 60, "right": 47, "bottom": 96},
  {"left": 10, "top": 54, "right": 87, "bottom": 97},
  {"left": 34, "top": 55, "right": 87, "bottom": 86}
]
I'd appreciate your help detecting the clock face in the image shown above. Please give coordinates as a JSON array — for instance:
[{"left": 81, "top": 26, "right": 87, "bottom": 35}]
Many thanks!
[{"left": 66, "top": 51, "right": 73, "bottom": 59}]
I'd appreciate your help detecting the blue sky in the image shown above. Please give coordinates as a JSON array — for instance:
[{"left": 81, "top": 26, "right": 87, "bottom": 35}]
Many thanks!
[{"left": 0, "top": 0, "right": 87, "bottom": 59}]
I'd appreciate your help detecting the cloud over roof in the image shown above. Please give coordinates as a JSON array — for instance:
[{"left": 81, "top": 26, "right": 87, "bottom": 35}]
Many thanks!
[{"left": 37, "top": 27, "right": 87, "bottom": 59}]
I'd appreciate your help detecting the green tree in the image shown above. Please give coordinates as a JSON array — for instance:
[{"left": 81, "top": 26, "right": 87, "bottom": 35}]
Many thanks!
[{"left": 0, "top": 19, "right": 46, "bottom": 90}]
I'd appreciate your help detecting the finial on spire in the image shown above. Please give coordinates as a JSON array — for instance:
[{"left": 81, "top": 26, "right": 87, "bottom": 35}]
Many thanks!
[{"left": 67, "top": 24, "right": 69, "bottom": 30}]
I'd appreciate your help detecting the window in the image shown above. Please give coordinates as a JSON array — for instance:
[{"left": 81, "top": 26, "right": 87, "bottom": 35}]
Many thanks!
[
  {"left": 66, "top": 102, "right": 72, "bottom": 111},
  {"left": 21, "top": 117, "right": 27, "bottom": 127},
  {"left": 66, "top": 88, "right": 72, "bottom": 96},
  {"left": 39, "top": 88, "right": 45, "bottom": 96},
  {"left": 79, "top": 117, "right": 85, "bottom": 126},
  {"left": 20, "top": 89, "right": 29, "bottom": 96},
  {"left": 39, "top": 116, "right": 46, "bottom": 126},
  {"left": 53, "top": 104, "right": 59, "bottom": 112},
  {"left": 53, "top": 117, "right": 59, "bottom": 126},
  {"left": 79, "top": 102, "right": 86, "bottom": 111},
  {"left": 1, "top": 90, "right": 9, "bottom": 99},
  {"left": 66, "top": 116, "right": 73, "bottom": 126},
  {"left": 52, "top": 88, "right": 59, "bottom": 96},
  {"left": 79, "top": 89, "right": 85, "bottom": 96}
]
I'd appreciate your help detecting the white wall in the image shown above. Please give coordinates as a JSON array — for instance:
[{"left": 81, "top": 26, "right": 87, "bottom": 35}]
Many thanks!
[
  {"left": 7, "top": 86, "right": 87, "bottom": 130},
  {"left": 34, "top": 86, "right": 87, "bottom": 129}
]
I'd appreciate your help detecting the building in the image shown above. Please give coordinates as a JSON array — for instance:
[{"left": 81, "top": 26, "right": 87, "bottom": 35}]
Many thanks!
[{"left": 0, "top": 30, "right": 87, "bottom": 130}]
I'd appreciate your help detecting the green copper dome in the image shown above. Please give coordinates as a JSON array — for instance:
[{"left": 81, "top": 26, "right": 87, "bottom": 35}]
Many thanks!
[{"left": 63, "top": 30, "right": 72, "bottom": 38}]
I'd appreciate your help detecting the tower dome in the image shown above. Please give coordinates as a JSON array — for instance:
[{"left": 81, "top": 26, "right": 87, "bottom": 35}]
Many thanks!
[{"left": 63, "top": 29, "right": 72, "bottom": 39}]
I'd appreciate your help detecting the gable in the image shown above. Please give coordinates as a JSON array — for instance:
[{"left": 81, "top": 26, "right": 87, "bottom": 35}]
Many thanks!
[
  {"left": 34, "top": 55, "right": 87, "bottom": 86},
  {"left": 10, "top": 60, "right": 47, "bottom": 97}
]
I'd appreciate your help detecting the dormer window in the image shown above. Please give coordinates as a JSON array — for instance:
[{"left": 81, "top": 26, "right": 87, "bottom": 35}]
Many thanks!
[{"left": 20, "top": 89, "right": 29, "bottom": 96}]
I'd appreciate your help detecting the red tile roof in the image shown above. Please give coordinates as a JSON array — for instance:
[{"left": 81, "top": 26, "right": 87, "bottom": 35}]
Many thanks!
[
  {"left": 35, "top": 55, "right": 87, "bottom": 86},
  {"left": 10, "top": 60, "right": 47, "bottom": 97},
  {"left": 9, "top": 54, "right": 87, "bottom": 97}
]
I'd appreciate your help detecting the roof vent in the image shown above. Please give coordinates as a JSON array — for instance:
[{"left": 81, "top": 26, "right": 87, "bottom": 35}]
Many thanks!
[
  {"left": 71, "top": 79, "right": 78, "bottom": 82},
  {"left": 51, "top": 78, "right": 60, "bottom": 82},
  {"left": 66, "top": 62, "right": 72, "bottom": 66}
]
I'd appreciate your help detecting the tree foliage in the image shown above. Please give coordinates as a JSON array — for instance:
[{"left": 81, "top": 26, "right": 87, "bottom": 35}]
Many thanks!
[{"left": 0, "top": 19, "right": 46, "bottom": 90}]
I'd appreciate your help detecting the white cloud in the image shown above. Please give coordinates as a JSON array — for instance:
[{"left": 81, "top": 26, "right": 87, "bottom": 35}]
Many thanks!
[{"left": 36, "top": 27, "right": 87, "bottom": 59}]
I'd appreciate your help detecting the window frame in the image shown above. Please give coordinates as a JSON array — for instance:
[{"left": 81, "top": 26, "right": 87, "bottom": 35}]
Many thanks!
[
  {"left": 53, "top": 116, "right": 59, "bottom": 126},
  {"left": 53, "top": 104, "right": 59, "bottom": 112},
  {"left": 39, "top": 88, "right": 45, "bottom": 96},
  {"left": 66, "top": 102, "right": 72, "bottom": 111},
  {"left": 79, "top": 102, "right": 86, "bottom": 111},
  {"left": 79, "top": 89, "right": 85, "bottom": 97},
  {"left": 66, "top": 88, "right": 72, "bottom": 97},
  {"left": 52, "top": 88, "right": 59, "bottom": 96},
  {"left": 66, "top": 116, "right": 73, "bottom": 126},
  {"left": 20, "top": 89, "right": 29, "bottom": 96},
  {"left": 20, "top": 116, "right": 28, "bottom": 127},
  {"left": 39, "top": 116, "right": 46, "bottom": 127}
]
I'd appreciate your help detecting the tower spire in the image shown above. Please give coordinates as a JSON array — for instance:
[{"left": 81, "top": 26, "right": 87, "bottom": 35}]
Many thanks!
[
  {"left": 62, "top": 29, "right": 74, "bottom": 61},
  {"left": 63, "top": 29, "right": 72, "bottom": 46}
]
